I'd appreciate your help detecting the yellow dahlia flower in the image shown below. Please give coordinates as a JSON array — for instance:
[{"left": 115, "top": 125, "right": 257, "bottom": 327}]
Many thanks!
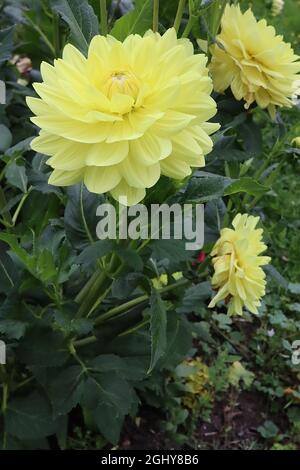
[
  {"left": 271, "top": 0, "right": 284, "bottom": 17},
  {"left": 210, "top": 5, "right": 300, "bottom": 116},
  {"left": 292, "top": 137, "right": 300, "bottom": 148},
  {"left": 27, "top": 29, "right": 219, "bottom": 205},
  {"left": 208, "top": 214, "right": 271, "bottom": 316}
]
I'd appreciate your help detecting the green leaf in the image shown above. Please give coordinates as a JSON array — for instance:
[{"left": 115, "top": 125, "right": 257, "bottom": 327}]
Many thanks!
[
  {"left": 112, "top": 272, "right": 147, "bottom": 300},
  {"left": 0, "top": 233, "right": 35, "bottom": 275},
  {"left": 5, "top": 392, "right": 59, "bottom": 440},
  {"left": 18, "top": 326, "right": 69, "bottom": 367},
  {"left": 52, "top": 0, "right": 99, "bottom": 55},
  {"left": 44, "top": 366, "right": 84, "bottom": 417},
  {"left": 210, "top": 148, "right": 251, "bottom": 163},
  {"left": 212, "top": 312, "right": 232, "bottom": 331},
  {"left": 265, "top": 265, "right": 288, "bottom": 290},
  {"left": 159, "top": 313, "right": 192, "bottom": 369},
  {"left": 5, "top": 161, "right": 28, "bottom": 193},
  {"left": 238, "top": 117, "right": 262, "bottom": 155},
  {"left": 91, "top": 354, "right": 146, "bottom": 381},
  {"left": 257, "top": 420, "right": 279, "bottom": 439},
  {"left": 82, "top": 371, "right": 134, "bottom": 444},
  {"left": 150, "top": 239, "right": 192, "bottom": 263},
  {"left": 0, "top": 319, "right": 27, "bottom": 340},
  {"left": 177, "top": 282, "right": 212, "bottom": 314},
  {"left": 191, "top": 321, "right": 215, "bottom": 344},
  {"left": 54, "top": 310, "right": 94, "bottom": 336},
  {"left": 224, "top": 177, "right": 269, "bottom": 197},
  {"left": 182, "top": 172, "right": 231, "bottom": 203},
  {"left": 76, "top": 239, "right": 115, "bottom": 267},
  {"left": 0, "top": 125, "right": 12, "bottom": 153},
  {"left": 204, "top": 199, "right": 226, "bottom": 243},
  {"left": 116, "top": 246, "right": 144, "bottom": 271},
  {"left": 148, "top": 289, "right": 167, "bottom": 373},
  {"left": 64, "top": 184, "right": 103, "bottom": 250},
  {"left": 228, "top": 361, "right": 254, "bottom": 388},
  {"left": 111, "top": 0, "right": 152, "bottom": 40},
  {"left": 0, "top": 250, "right": 18, "bottom": 292},
  {"left": 288, "top": 283, "right": 300, "bottom": 295},
  {"left": 0, "top": 27, "right": 14, "bottom": 65},
  {"left": 4, "top": 137, "right": 33, "bottom": 157},
  {"left": 0, "top": 296, "right": 31, "bottom": 339}
]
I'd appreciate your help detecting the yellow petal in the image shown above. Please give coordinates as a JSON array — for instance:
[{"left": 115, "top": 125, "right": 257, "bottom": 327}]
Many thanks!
[{"left": 84, "top": 166, "right": 121, "bottom": 194}]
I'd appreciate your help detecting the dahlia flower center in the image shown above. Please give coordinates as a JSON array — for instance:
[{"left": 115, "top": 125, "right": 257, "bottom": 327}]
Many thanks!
[{"left": 104, "top": 70, "right": 140, "bottom": 100}]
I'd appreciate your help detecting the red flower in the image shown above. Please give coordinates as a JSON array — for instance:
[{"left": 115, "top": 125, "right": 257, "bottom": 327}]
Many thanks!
[{"left": 196, "top": 251, "right": 206, "bottom": 263}]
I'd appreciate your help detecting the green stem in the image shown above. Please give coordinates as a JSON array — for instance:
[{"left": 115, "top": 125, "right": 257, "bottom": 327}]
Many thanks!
[
  {"left": 181, "top": 16, "right": 194, "bottom": 38},
  {"left": 95, "top": 293, "right": 149, "bottom": 325},
  {"left": 10, "top": 187, "right": 32, "bottom": 227},
  {"left": 247, "top": 161, "right": 284, "bottom": 210},
  {"left": 209, "top": 0, "right": 227, "bottom": 39},
  {"left": 14, "top": 376, "right": 34, "bottom": 391},
  {"left": 52, "top": 12, "right": 60, "bottom": 57},
  {"left": 75, "top": 271, "right": 107, "bottom": 318},
  {"left": 0, "top": 186, "right": 12, "bottom": 226},
  {"left": 153, "top": 0, "right": 160, "bottom": 33},
  {"left": 87, "top": 283, "right": 113, "bottom": 317},
  {"left": 76, "top": 253, "right": 122, "bottom": 318},
  {"left": 75, "top": 269, "right": 101, "bottom": 304},
  {"left": 26, "top": 16, "right": 55, "bottom": 56},
  {"left": 95, "top": 277, "right": 188, "bottom": 325},
  {"left": 74, "top": 335, "right": 97, "bottom": 348},
  {"left": 80, "top": 183, "right": 94, "bottom": 245},
  {"left": 100, "top": 0, "right": 108, "bottom": 35},
  {"left": 118, "top": 318, "right": 150, "bottom": 337},
  {"left": 73, "top": 279, "right": 190, "bottom": 347},
  {"left": 69, "top": 342, "right": 88, "bottom": 373},
  {"left": 174, "top": 0, "right": 186, "bottom": 33},
  {"left": 74, "top": 278, "right": 189, "bottom": 348}
]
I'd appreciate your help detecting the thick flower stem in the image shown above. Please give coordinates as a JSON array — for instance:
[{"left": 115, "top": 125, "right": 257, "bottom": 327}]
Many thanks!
[
  {"left": 209, "top": 0, "right": 227, "bottom": 39},
  {"left": 174, "top": 0, "right": 186, "bottom": 33},
  {"left": 153, "top": 0, "right": 160, "bottom": 33},
  {"left": 181, "top": 16, "right": 194, "bottom": 38},
  {"left": 75, "top": 270, "right": 108, "bottom": 318},
  {"left": 95, "top": 293, "right": 149, "bottom": 325},
  {"left": 75, "top": 252, "right": 123, "bottom": 318},
  {"left": 74, "top": 277, "right": 189, "bottom": 349},
  {"left": 100, "top": 0, "right": 108, "bottom": 35},
  {"left": 75, "top": 269, "right": 101, "bottom": 305}
]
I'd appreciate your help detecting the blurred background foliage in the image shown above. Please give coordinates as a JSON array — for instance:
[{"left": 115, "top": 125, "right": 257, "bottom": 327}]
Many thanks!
[{"left": 0, "top": 0, "right": 299, "bottom": 450}]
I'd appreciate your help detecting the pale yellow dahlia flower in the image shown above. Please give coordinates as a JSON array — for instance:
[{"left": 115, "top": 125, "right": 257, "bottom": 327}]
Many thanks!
[
  {"left": 271, "top": 0, "right": 284, "bottom": 17},
  {"left": 210, "top": 5, "right": 300, "bottom": 116},
  {"left": 26, "top": 29, "right": 219, "bottom": 205},
  {"left": 208, "top": 214, "right": 271, "bottom": 316},
  {"left": 292, "top": 137, "right": 300, "bottom": 148}
]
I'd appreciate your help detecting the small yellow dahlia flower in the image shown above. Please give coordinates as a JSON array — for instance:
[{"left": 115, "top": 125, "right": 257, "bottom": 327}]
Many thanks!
[
  {"left": 292, "top": 137, "right": 300, "bottom": 148},
  {"left": 208, "top": 214, "right": 271, "bottom": 316},
  {"left": 271, "top": 0, "right": 284, "bottom": 17},
  {"left": 27, "top": 29, "right": 219, "bottom": 205},
  {"left": 210, "top": 5, "right": 300, "bottom": 116}
]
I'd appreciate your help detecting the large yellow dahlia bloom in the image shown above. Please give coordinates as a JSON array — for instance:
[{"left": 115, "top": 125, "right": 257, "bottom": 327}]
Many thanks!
[
  {"left": 210, "top": 5, "right": 300, "bottom": 115},
  {"left": 208, "top": 214, "right": 271, "bottom": 316},
  {"left": 27, "top": 29, "right": 219, "bottom": 205}
]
